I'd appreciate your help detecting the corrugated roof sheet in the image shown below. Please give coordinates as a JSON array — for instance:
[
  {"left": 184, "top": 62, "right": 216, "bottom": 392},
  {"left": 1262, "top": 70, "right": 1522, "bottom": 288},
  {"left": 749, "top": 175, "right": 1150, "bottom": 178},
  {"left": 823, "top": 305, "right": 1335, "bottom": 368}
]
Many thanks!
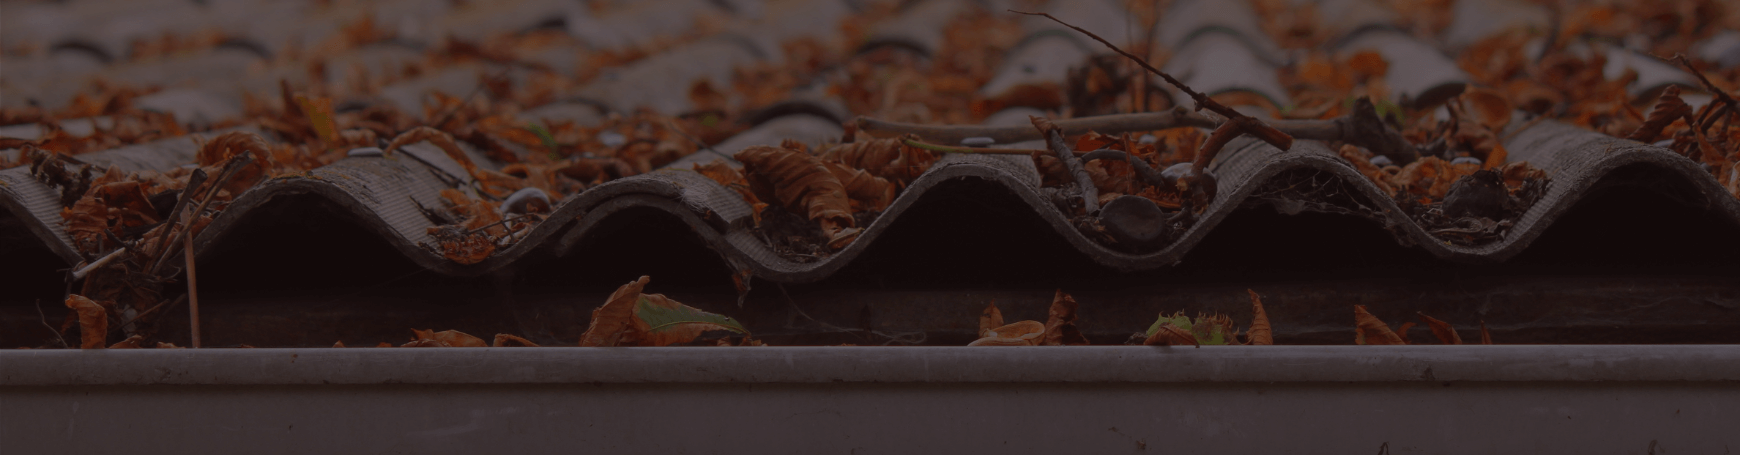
[{"left": 4, "top": 0, "right": 1740, "bottom": 347}]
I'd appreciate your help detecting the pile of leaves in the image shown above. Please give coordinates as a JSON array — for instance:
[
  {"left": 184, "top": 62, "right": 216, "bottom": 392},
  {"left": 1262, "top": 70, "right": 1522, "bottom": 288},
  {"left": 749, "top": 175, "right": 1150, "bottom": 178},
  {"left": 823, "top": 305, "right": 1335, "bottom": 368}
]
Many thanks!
[{"left": 692, "top": 137, "right": 934, "bottom": 261}]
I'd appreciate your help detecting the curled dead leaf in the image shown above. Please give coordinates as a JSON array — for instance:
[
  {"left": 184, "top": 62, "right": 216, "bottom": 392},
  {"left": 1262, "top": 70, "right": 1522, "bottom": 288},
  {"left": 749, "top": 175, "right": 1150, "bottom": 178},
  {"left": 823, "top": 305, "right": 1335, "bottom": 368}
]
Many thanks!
[
  {"left": 1042, "top": 289, "right": 1090, "bottom": 346},
  {"left": 413, "top": 329, "right": 487, "bottom": 347},
  {"left": 580, "top": 276, "right": 648, "bottom": 347},
  {"left": 970, "top": 320, "right": 1046, "bottom": 346},
  {"left": 737, "top": 145, "right": 855, "bottom": 239},
  {"left": 819, "top": 137, "right": 937, "bottom": 183},
  {"left": 1418, "top": 312, "right": 1463, "bottom": 345},
  {"left": 1247, "top": 289, "right": 1272, "bottom": 345},
  {"left": 1353, "top": 305, "right": 1405, "bottom": 345},
  {"left": 1461, "top": 85, "right": 1513, "bottom": 133},
  {"left": 493, "top": 334, "right": 540, "bottom": 347},
  {"left": 978, "top": 300, "right": 1004, "bottom": 338},
  {"left": 1627, "top": 85, "right": 1693, "bottom": 143},
  {"left": 108, "top": 334, "right": 143, "bottom": 349},
  {"left": 64, "top": 294, "right": 107, "bottom": 349}
]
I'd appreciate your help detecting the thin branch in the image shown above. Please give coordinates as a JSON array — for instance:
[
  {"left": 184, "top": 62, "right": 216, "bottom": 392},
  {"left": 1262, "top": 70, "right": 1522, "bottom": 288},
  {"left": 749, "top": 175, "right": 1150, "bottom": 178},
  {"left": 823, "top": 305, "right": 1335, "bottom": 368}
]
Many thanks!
[
  {"left": 1032, "top": 116, "right": 1100, "bottom": 213},
  {"left": 859, "top": 108, "right": 1218, "bottom": 145},
  {"left": 900, "top": 138, "right": 1049, "bottom": 155},
  {"left": 1010, "top": 10, "right": 1292, "bottom": 152},
  {"left": 184, "top": 215, "right": 201, "bottom": 349},
  {"left": 70, "top": 248, "right": 127, "bottom": 281},
  {"left": 35, "top": 299, "right": 67, "bottom": 349}
]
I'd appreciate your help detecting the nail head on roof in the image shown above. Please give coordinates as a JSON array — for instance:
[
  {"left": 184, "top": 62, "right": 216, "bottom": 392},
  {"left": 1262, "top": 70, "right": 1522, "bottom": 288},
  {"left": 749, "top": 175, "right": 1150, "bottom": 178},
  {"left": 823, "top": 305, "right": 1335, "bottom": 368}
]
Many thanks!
[{"left": 348, "top": 147, "right": 384, "bottom": 158}]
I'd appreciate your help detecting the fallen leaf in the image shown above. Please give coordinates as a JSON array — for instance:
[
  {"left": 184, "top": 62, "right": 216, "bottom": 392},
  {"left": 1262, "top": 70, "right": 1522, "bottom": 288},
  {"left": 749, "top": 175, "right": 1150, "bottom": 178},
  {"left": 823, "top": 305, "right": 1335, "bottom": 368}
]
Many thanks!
[
  {"left": 978, "top": 300, "right": 1004, "bottom": 338},
  {"left": 155, "top": 342, "right": 181, "bottom": 349},
  {"left": 578, "top": 276, "right": 750, "bottom": 347},
  {"left": 108, "top": 334, "right": 143, "bottom": 349},
  {"left": 1627, "top": 85, "right": 1693, "bottom": 143},
  {"left": 632, "top": 293, "right": 750, "bottom": 347},
  {"left": 1143, "top": 323, "right": 1199, "bottom": 347},
  {"left": 333, "top": 341, "right": 346, "bottom": 348},
  {"left": 64, "top": 295, "right": 107, "bottom": 349},
  {"left": 1353, "top": 305, "right": 1405, "bottom": 345},
  {"left": 194, "top": 131, "right": 272, "bottom": 196},
  {"left": 1042, "top": 289, "right": 1090, "bottom": 346},
  {"left": 737, "top": 145, "right": 856, "bottom": 240},
  {"left": 1247, "top": 289, "right": 1272, "bottom": 345},
  {"left": 818, "top": 137, "right": 937, "bottom": 183},
  {"left": 1396, "top": 322, "right": 1416, "bottom": 344},
  {"left": 1461, "top": 85, "right": 1514, "bottom": 133},
  {"left": 825, "top": 161, "right": 897, "bottom": 212},
  {"left": 1479, "top": 320, "right": 1493, "bottom": 345},
  {"left": 1418, "top": 312, "right": 1463, "bottom": 344},
  {"left": 579, "top": 276, "right": 649, "bottom": 347},
  {"left": 970, "top": 320, "right": 1046, "bottom": 346},
  {"left": 493, "top": 334, "right": 540, "bottom": 347},
  {"left": 295, "top": 95, "right": 339, "bottom": 144},
  {"left": 402, "top": 339, "right": 449, "bottom": 347},
  {"left": 413, "top": 329, "right": 487, "bottom": 347}
]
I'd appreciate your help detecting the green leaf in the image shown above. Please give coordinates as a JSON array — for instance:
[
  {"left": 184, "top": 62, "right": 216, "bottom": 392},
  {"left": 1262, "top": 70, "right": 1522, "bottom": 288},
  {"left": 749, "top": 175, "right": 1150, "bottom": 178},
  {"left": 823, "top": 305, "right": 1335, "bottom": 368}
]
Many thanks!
[
  {"left": 1145, "top": 312, "right": 1192, "bottom": 337},
  {"left": 634, "top": 295, "right": 748, "bottom": 338},
  {"left": 525, "top": 122, "right": 560, "bottom": 159}
]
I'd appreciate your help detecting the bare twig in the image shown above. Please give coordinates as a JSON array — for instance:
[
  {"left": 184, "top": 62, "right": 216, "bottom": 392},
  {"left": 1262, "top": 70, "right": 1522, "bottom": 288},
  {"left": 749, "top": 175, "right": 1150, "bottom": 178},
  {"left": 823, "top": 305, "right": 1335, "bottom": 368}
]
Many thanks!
[
  {"left": 69, "top": 248, "right": 126, "bottom": 281},
  {"left": 1032, "top": 116, "right": 1100, "bottom": 213},
  {"left": 35, "top": 299, "right": 67, "bottom": 348},
  {"left": 871, "top": 101, "right": 1415, "bottom": 161},
  {"left": 1671, "top": 54, "right": 1737, "bottom": 109},
  {"left": 1010, "top": 10, "right": 1293, "bottom": 152},
  {"left": 151, "top": 153, "right": 253, "bottom": 276},
  {"left": 858, "top": 108, "right": 1218, "bottom": 145},
  {"left": 184, "top": 217, "right": 200, "bottom": 348},
  {"left": 900, "top": 138, "right": 1049, "bottom": 155}
]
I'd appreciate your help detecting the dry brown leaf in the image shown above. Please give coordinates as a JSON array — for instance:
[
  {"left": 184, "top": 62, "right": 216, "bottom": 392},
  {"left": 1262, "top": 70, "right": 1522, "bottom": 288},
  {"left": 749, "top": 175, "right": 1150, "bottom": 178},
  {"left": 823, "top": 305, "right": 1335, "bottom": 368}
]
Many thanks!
[
  {"left": 64, "top": 294, "right": 107, "bottom": 349},
  {"left": 970, "top": 320, "right": 1046, "bottom": 346},
  {"left": 155, "top": 342, "right": 181, "bottom": 349},
  {"left": 1353, "top": 305, "right": 1405, "bottom": 345},
  {"left": 1396, "top": 322, "right": 1416, "bottom": 344},
  {"left": 576, "top": 276, "right": 748, "bottom": 347},
  {"left": 1347, "top": 50, "right": 1389, "bottom": 79},
  {"left": 820, "top": 137, "right": 937, "bottom": 183},
  {"left": 402, "top": 339, "right": 449, "bottom": 347},
  {"left": 1247, "top": 289, "right": 1272, "bottom": 345},
  {"left": 1143, "top": 323, "right": 1200, "bottom": 347},
  {"left": 333, "top": 341, "right": 346, "bottom": 348},
  {"left": 194, "top": 131, "right": 272, "bottom": 196},
  {"left": 579, "top": 276, "right": 649, "bottom": 347},
  {"left": 493, "top": 334, "right": 540, "bottom": 347},
  {"left": 1627, "top": 85, "right": 1694, "bottom": 143},
  {"left": 414, "top": 329, "right": 487, "bottom": 347},
  {"left": 1461, "top": 85, "right": 1514, "bottom": 133},
  {"left": 694, "top": 159, "right": 766, "bottom": 223},
  {"left": 1479, "top": 320, "right": 1493, "bottom": 345},
  {"left": 385, "top": 127, "right": 523, "bottom": 197},
  {"left": 1418, "top": 312, "right": 1463, "bottom": 345},
  {"left": 737, "top": 145, "right": 855, "bottom": 238},
  {"left": 825, "top": 162, "right": 897, "bottom": 212},
  {"left": 61, "top": 193, "right": 107, "bottom": 255},
  {"left": 108, "top": 334, "right": 143, "bottom": 349},
  {"left": 1042, "top": 289, "right": 1090, "bottom": 346},
  {"left": 978, "top": 300, "right": 1004, "bottom": 338}
]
